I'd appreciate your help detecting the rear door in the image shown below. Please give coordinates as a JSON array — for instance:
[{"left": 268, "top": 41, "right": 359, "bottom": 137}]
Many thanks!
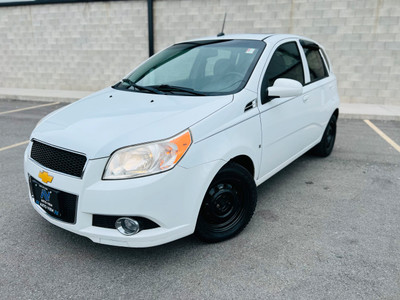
[
  {"left": 299, "top": 40, "right": 333, "bottom": 141},
  {"left": 257, "top": 39, "right": 313, "bottom": 181}
]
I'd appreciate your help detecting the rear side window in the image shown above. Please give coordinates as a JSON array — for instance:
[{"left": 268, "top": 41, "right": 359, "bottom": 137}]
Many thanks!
[
  {"left": 302, "top": 46, "right": 329, "bottom": 82},
  {"left": 261, "top": 42, "right": 304, "bottom": 103},
  {"left": 320, "top": 49, "right": 330, "bottom": 71}
]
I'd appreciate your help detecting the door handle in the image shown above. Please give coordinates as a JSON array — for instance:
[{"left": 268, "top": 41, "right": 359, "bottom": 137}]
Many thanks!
[{"left": 303, "top": 95, "right": 310, "bottom": 102}]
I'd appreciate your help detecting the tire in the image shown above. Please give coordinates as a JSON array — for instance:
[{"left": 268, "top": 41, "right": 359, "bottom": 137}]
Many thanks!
[
  {"left": 312, "top": 114, "right": 337, "bottom": 157},
  {"left": 195, "top": 162, "right": 257, "bottom": 243}
]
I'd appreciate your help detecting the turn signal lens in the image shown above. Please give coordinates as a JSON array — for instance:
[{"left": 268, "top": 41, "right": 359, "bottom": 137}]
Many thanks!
[
  {"left": 103, "top": 130, "right": 192, "bottom": 180},
  {"left": 170, "top": 130, "right": 191, "bottom": 164}
]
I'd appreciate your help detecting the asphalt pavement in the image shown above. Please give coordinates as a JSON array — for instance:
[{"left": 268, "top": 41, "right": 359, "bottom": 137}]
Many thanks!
[{"left": 0, "top": 99, "right": 399, "bottom": 299}]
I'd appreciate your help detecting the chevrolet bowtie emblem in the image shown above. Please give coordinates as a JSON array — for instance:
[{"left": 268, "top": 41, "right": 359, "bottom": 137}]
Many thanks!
[{"left": 38, "top": 171, "right": 53, "bottom": 184}]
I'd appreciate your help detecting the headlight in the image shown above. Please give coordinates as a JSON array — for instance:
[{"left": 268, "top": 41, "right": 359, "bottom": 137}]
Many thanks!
[{"left": 103, "top": 130, "right": 192, "bottom": 180}]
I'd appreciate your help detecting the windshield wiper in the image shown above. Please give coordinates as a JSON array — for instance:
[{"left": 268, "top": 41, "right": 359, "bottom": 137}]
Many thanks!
[
  {"left": 120, "top": 78, "right": 164, "bottom": 94},
  {"left": 152, "top": 84, "right": 206, "bottom": 96}
]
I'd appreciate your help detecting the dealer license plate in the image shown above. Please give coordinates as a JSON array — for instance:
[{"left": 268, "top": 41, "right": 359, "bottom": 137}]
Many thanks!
[{"left": 30, "top": 177, "right": 62, "bottom": 218}]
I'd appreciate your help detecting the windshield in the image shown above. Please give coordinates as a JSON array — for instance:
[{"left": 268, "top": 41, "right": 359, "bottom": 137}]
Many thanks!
[{"left": 114, "top": 39, "right": 266, "bottom": 96}]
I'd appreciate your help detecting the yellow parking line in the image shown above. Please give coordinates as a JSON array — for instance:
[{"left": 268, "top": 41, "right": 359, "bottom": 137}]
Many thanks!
[
  {"left": 364, "top": 119, "right": 400, "bottom": 153},
  {"left": 0, "top": 140, "right": 29, "bottom": 152},
  {"left": 0, "top": 102, "right": 60, "bottom": 115}
]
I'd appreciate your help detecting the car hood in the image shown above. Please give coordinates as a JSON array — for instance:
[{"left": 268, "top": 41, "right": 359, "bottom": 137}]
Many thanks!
[{"left": 32, "top": 87, "right": 232, "bottom": 159}]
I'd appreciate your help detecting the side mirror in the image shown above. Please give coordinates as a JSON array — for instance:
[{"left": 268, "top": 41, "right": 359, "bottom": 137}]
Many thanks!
[{"left": 267, "top": 78, "right": 303, "bottom": 98}]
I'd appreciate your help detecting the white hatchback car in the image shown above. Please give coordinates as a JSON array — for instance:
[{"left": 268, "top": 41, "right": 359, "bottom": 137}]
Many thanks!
[{"left": 24, "top": 34, "right": 339, "bottom": 247}]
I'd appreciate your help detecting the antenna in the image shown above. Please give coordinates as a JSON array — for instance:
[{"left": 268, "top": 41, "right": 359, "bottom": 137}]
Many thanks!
[{"left": 217, "top": 13, "right": 227, "bottom": 37}]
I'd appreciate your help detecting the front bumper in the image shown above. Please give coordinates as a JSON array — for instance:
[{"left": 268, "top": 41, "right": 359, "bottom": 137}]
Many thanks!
[{"left": 24, "top": 142, "right": 222, "bottom": 247}]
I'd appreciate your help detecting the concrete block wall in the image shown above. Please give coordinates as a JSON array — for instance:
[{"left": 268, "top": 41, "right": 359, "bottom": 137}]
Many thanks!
[
  {"left": 0, "top": 1, "right": 148, "bottom": 91},
  {"left": 0, "top": 0, "right": 399, "bottom": 105},
  {"left": 154, "top": 0, "right": 400, "bottom": 105}
]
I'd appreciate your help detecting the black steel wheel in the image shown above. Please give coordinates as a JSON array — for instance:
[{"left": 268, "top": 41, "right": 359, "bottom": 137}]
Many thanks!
[
  {"left": 312, "top": 114, "right": 337, "bottom": 157},
  {"left": 195, "top": 162, "right": 257, "bottom": 243}
]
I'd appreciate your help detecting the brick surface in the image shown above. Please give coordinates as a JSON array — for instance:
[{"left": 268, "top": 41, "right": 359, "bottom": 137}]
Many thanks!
[
  {"left": 0, "top": 1, "right": 148, "bottom": 91},
  {"left": 0, "top": 0, "right": 399, "bottom": 104}
]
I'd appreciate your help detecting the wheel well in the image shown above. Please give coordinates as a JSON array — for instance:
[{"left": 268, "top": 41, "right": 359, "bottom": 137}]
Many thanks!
[
  {"left": 333, "top": 108, "right": 339, "bottom": 119},
  {"left": 229, "top": 155, "right": 255, "bottom": 177}
]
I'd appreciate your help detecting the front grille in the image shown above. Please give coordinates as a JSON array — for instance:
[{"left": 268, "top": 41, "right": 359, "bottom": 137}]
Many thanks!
[
  {"left": 31, "top": 140, "right": 87, "bottom": 177},
  {"left": 93, "top": 215, "right": 160, "bottom": 230}
]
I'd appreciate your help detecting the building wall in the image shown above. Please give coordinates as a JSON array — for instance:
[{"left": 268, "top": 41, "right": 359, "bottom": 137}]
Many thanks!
[
  {"left": 0, "top": 1, "right": 148, "bottom": 91},
  {"left": 0, "top": 0, "right": 399, "bottom": 104}
]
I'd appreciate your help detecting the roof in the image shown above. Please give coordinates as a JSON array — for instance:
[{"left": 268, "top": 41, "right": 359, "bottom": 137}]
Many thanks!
[
  {"left": 188, "top": 33, "right": 274, "bottom": 41},
  {"left": 185, "top": 33, "right": 314, "bottom": 43},
  {"left": 178, "top": 33, "right": 321, "bottom": 49}
]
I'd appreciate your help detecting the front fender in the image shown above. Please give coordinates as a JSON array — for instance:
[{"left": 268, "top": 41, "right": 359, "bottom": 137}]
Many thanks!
[{"left": 180, "top": 113, "right": 262, "bottom": 181}]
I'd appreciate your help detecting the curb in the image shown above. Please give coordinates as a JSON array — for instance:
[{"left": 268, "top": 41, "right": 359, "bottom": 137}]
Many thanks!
[
  {"left": 0, "top": 88, "right": 92, "bottom": 103},
  {"left": 1, "top": 88, "right": 399, "bottom": 121},
  {"left": 340, "top": 113, "right": 400, "bottom": 121},
  {"left": 339, "top": 103, "right": 400, "bottom": 121}
]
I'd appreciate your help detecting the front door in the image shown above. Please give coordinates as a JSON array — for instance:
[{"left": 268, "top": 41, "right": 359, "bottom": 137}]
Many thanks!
[{"left": 258, "top": 40, "right": 313, "bottom": 181}]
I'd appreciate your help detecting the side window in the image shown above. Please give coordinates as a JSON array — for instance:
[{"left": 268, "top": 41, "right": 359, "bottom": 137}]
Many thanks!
[
  {"left": 302, "top": 47, "right": 328, "bottom": 82},
  {"left": 261, "top": 42, "right": 304, "bottom": 103},
  {"left": 320, "top": 49, "right": 330, "bottom": 71}
]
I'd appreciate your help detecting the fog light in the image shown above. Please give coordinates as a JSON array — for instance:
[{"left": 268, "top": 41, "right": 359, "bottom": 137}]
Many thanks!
[{"left": 115, "top": 217, "right": 140, "bottom": 236}]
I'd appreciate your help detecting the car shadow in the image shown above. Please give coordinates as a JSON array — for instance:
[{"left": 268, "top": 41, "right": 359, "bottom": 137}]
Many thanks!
[{"left": 28, "top": 152, "right": 333, "bottom": 265}]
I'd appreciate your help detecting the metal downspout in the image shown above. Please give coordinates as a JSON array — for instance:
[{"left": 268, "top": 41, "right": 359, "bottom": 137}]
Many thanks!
[{"left": 147, "top": 0, "right": 154, "bottom": 57}]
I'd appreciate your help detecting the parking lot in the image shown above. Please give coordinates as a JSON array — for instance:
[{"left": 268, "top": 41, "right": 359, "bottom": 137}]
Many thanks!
[{"left": 0, "top": 98, "right": 399, "bottom": 299}]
